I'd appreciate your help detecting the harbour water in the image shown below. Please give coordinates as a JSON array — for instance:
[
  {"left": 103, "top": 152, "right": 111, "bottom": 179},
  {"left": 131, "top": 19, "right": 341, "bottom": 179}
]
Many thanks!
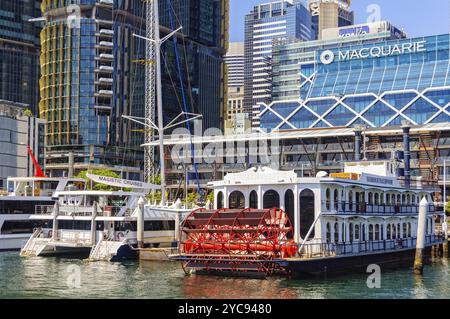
[{"left": 0, "top": 252, "right": 449, "bottom": 299}]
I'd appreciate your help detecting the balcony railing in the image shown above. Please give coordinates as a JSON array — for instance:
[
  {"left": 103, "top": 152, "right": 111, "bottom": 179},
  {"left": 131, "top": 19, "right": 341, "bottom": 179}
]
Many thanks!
[
  {"left": 298, "top": 235, "right": 444, "bottom": 259},
  {"left": 322, "top": 201, "right": 439, "bottom": 216}
]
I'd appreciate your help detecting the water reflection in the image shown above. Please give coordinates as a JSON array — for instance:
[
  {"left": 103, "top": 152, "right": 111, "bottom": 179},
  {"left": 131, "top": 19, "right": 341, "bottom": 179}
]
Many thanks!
[{"left": 1, "top": 252, "right": 450, "bottom": 299}]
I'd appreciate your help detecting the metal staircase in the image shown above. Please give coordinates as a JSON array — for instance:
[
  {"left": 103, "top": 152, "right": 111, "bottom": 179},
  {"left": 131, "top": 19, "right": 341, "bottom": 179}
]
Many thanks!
[
  {"left": 88, "top": 235, "right": 126, "bottom": 261},
  {"left": 419, "top": 133, "right": 438, "bottom": 183},
  {"left": 20, "top": 229, "right": 49, "bottom": 257}
]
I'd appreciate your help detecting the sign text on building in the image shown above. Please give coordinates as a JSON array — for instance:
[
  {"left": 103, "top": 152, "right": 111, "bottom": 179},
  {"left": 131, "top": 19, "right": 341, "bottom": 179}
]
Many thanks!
[{"left": 320, "top": 40, "right": 427, "bottom": 65}]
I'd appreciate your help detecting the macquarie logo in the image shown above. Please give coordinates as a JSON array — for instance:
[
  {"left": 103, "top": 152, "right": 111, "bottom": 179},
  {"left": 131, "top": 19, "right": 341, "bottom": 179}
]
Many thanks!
[
  {"left": 320, "top": 50, "right": 335, "bottom": 65},
  {"left": 320, "top": 40, "right": 427, "bottom": 65}
]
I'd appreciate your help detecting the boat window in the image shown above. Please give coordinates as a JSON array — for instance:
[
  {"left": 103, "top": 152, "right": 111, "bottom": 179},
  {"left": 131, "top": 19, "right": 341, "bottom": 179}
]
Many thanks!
[
  {"left": 334, "top": 189, "right": 339, "bottom": 211},
  {"left": 392, "top": 224, "right": 397, "bottom": 239},
  {"left": 411, "top": 195, "right": 416, "bottom": 205},
  {"left": 375, "top": 224, "right": 380, "bottom": 240},
  {"left": 369, "top": 224, "right": 374, "bottom": 241},
  {"left": 403, "top": 223, "right": 408, "bottom": 238},
  {"left": 349, "top": 223, "right": 354, "bottom": 243},
  {"left": 1, "top": 220, "right": 38, "bottom": 234},
  {"left": 406, "top": 194, "right": 411, "bottom": 205},
  {"left": 396, "top": 194, "right": 401, "bottom": 204},
  {"left": 326, "top": 223, "right": 331, "bottom": 243},
  {"left": 284, "top": 190, "right": 295, "bottom": 239},
  {"left": 229, "top": 191, "right": 245, "bottom": 209},
  {"left": 249, "top": 190, "right": 258, "bottom": 209},
  {"left": 362, "top": 224, "right": 366, "bottom": 241},
  {"left": 325, "top": 188, "right": 331, "bottom": 210},
  {"left": 374, "top": 193, "right": 379, "bottom": 205},
  {"left": 397, "top": 224, "right": 401, "bottom": 237},
  {"left": 58, "top": 220, "right": 91, "bottom": 230},
  {"left": 334, "top": 223, "right": 339, "bottom": 243},
  {"left": 354, "top": 224, "right": 360, "bottom": 241},
  {"left": 368, "top": 192, "right": 373, "bottom": 205},
  {"left": 263, "top": 190, "right": 280, "bottom": 209},
  {"left": 402, "top": 194, "right": 406, "bottom": 204},
  {"left": 299, "top": 189, "right": 315, "bottom": 239},
  {"left": 386, "top": 194, "right": 391, "bottom": 205},
  {"left": 217, "top": 191, "right": 224, "bottom": 209},
  {"left": 114, "top": 222, "right": 136, "bottom": 232},
  {"left": 349, "top": 191, "right": 353, "bottom": 211},
  {"left": 144, "top": 221, "right": 175, "bottom": 231},
  {"left": 387, "top": 224, "right": 391, "bottom": 239}
]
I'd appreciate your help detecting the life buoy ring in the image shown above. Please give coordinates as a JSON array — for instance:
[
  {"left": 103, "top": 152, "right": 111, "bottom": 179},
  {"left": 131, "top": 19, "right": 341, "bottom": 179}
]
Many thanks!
[{"left": 116, "top": 232, "right": 125, "bottom": 241}]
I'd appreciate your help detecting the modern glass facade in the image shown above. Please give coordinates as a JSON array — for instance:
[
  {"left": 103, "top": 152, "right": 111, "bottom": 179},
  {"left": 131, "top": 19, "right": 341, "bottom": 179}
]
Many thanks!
[
  {"left": 39, "top": 0, "right": 228, "bottom": 177},
  {"left": 244, "top": 0, "right": 312, "bottom": 128},
  {"left": 261, "top": 33, "right": 450, "bottom": 132},
  {"left": 39, "top": 0, "right": 144, "bottom": 178},
  {"left": 159, "top": 0, "right": 228, "bottom": 131},
  {"left": 0, "top": 0, "right": 41, "bottom": 114}
]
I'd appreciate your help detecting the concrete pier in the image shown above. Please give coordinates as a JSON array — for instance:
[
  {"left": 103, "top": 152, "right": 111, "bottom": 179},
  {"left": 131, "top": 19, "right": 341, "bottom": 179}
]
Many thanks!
[{"left": 414, "top": 197, "right": 428, "bottom": 275}]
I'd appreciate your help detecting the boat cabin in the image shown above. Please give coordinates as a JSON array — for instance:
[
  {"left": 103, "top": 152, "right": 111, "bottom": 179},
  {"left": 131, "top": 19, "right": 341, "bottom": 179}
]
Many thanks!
[{"left": 209, "top": 161, "right": 441, "bottom": 246}]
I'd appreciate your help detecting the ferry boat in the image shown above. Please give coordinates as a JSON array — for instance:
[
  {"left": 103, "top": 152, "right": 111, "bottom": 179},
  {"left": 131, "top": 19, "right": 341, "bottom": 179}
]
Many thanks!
[
  {"left": 0, "top": 176, "right": 85, "bottom": 251},
  {"left": 20, "top": 174, "right": 190, "bottom": 261},
  {"left": 170, "top": 160, "right": 445, "bottom": 278}
]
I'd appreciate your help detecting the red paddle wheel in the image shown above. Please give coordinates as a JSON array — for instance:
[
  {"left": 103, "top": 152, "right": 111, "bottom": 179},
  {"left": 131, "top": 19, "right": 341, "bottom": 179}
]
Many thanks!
[{"left": 173, "top": 208, "right": 297, "bottom": 277}]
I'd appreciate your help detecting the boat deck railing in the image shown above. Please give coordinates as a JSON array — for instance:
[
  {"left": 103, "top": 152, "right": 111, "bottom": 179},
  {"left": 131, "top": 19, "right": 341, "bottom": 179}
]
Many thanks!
[
  {"left": 298, "top": 235, "right": 444, "bottom": 259},
  {"left": 34, "top": 205, "right": 128, "bottom": 217},
  {"left": 322, "top": 201, "right": 439, "bottom": 216}
]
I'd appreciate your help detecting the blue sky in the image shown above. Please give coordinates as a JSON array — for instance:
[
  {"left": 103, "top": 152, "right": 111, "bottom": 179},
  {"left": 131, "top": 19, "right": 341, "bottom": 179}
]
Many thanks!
[{"left": 229, "top": 0, "right": 450, "bottom": 42}]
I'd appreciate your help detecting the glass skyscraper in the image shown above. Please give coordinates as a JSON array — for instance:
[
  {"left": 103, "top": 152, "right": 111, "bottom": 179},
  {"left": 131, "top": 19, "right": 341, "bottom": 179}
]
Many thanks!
[
  {"left": 39, "top": 0, "right": 228, "bottom": 178},
  {"left": 39, "top": 0, "right": 145, "bottom": 178},
  {"left": 159, "top": 0, "right": 228, "bottom": 132},
  {"left": 260, "top": 31, "right": 450, "bottom": 132},
  {"left": 244, "top": 0, "right": 312, "bottom": 129},
  {"left": 0, "top": 0, "right": 41, "bottom": 114}
]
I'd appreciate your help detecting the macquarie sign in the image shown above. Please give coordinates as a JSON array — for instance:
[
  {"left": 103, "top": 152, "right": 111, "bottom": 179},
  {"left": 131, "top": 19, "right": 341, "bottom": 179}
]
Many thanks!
[{"left": 320, "top": 40, "right": 427, "bottom": 65}]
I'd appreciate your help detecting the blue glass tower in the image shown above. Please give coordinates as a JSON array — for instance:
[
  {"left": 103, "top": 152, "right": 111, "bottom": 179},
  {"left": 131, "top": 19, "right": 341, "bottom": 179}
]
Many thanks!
[{"left": 261, "top": 33, "right": 450, "bottom": 131}]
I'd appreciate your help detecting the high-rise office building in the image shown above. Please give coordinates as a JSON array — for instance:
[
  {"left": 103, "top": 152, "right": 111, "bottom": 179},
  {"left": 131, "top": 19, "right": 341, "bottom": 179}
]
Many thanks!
[
  {"left": 261, "top": 31, "right": 450, "bottom": 134},
  {"left": 271, "top": 21, "right": 406, "bottom": 102},
  {"left": 39, "top": 0, "right": 228, "bottom": 178},
  {"left": 244, "top": 0, "right": 312, "bottom": 129},
  {"left": 159, "top": 0, "right": 229, "bottom": 132},
  {"left": 308, "top": 0, "right": 354, "bottom": 40},
  {"left": 39, "top": 0, "right": 145, "bottom": 179},
  {"left": 225, "top": 42, "right": 244, "bottom": 122},
  {"left": 0, "top": 0, "right": 41, "bottom": 115}
]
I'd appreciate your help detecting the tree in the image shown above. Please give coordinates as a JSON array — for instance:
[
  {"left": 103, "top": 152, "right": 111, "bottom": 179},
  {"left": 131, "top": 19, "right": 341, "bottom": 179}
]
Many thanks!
[
  {"left": 76, "top": 169, "right": 121, "bottom": 191},
  {"left": 206, "top": 192, "right": 214, "bottom": 205},
  {"left": 22, "top": 108, "right": 32, "bottom": 117}
]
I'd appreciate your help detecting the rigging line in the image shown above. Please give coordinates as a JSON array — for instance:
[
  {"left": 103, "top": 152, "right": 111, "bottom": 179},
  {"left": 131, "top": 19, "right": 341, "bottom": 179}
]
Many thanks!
[
  {"left": 166, "top": 0, "right": 196, "bottom": 114},
  {"left": 166, "top": 0, "right": 202, "bottom": 197},
  {"left": 161, "top": 52, "right": 185, "bottom": 115}
]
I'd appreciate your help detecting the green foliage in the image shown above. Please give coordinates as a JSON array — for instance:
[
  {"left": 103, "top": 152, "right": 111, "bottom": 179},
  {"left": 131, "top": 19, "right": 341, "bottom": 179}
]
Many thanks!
[
  {"left": 22, "top": 109, "right": 32, "bottom": 117},
  {"left": 76, "top": 169, "right": 121, "bottom": 191},
  {"left": 206, "top": 191, "right": 214, "bottom": 204}
]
